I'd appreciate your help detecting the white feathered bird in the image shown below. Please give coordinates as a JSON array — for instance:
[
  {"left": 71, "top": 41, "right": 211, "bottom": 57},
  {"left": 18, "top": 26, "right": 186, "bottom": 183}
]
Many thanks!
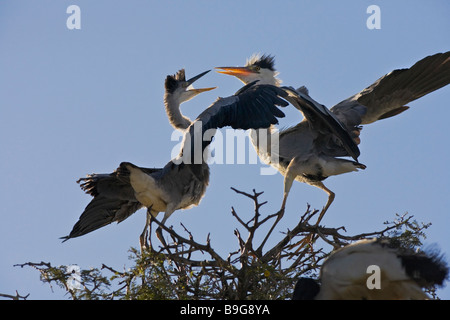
[{"left": 293, "top": 238, "right": 449, "bottom": 300}]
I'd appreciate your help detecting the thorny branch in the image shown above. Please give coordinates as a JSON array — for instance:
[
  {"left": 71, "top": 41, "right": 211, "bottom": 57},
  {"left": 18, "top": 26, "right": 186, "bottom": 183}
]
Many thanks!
[
  {"left": 139, "top": 187, "right": 431, "bottom": 299},
  {"left": 16, "top": 187, "right": 431, "bottom": 299}
]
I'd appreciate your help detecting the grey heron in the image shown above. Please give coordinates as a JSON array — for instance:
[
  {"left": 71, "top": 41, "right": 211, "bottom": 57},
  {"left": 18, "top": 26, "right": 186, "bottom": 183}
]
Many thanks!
[
  {"left": 61, "top": 69, "right": 289, "bottom": 246},
  {"left": 216, "top": 52, "right": 450, "bottom": 225},
  {"left": 292, "top": 238, "right": 449, "bottom": 300}
]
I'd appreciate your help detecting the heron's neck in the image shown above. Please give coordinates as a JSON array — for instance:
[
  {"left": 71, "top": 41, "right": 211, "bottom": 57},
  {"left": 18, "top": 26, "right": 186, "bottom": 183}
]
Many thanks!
[
  {"left": 164, "top": 93, "right": 192, "bottom": 130},
  {"left": 253, "top": 71, "right": 282, "bottom": 87},
  {"left": 268, "top": 75, "right": 282, "bottom": 87},
  {"left": 261, "top": 79, "right": 281, "bottom": 87}
]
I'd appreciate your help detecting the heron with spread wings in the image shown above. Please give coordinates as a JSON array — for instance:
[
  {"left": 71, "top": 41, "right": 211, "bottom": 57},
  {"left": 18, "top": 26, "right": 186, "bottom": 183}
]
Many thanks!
[
  {"left": 216, "top": 52, "right": 450, "bottom": 225},
  {"left": 61, "top": 69, "right": 289, "bottom": 247}
]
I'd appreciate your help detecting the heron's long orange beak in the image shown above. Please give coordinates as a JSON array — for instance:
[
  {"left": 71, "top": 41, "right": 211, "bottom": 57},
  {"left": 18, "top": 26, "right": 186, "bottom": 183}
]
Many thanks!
[{"left": 215, "top": 66, "right": 254, "bottom": 76}]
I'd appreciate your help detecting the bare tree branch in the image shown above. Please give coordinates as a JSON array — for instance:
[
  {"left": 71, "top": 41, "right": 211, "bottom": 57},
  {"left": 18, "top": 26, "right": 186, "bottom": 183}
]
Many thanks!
[
  {"left": 16, "top": 187, "right": 433, "bottom": 300},
  {"left": 0, "top": 291, "right": 30, "bottom": 300}
]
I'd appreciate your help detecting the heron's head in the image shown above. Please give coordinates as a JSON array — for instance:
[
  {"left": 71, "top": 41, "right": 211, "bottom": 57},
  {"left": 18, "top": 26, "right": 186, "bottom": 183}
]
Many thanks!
[
  {"left": 164, "top": 69, "right": 216, "bottom": 103},
  {"left": 215, "top": 54, "right": 281, "bottom": 86}
]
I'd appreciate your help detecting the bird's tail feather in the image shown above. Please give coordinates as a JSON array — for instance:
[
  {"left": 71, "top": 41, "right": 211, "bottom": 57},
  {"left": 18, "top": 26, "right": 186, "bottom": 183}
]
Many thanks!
[
  {"left": 60, "top": 196, "right": 142, "bottom": 242},
  {"left": 61, "top": 163, "right": 149, "bottom": 242},
  {"left": 398, "top": 248, "right": 449, "bottom": 288}
]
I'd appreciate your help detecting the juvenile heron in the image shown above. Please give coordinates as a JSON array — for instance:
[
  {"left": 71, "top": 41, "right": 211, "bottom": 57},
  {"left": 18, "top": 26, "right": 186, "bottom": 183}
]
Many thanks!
[
  {"left": 292, "top": 238, "right": 449, "bottom": 300},
  {"left": 216, "top": 52, "right": 450, "bottom": 224},
  {"left": 61, "top": 69, "right": 289, "bottom": 246}
]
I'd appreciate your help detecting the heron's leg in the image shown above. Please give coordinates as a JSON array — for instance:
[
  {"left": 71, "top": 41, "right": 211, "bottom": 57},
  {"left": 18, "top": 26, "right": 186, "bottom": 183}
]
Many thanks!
[
  {"left": 140, "top": 208, "right": 157, "bottom": 252},
  {"left": 313, "top": 182, "right": 335, "bottom": 226},
  {"left": 280, "top": 160, "right": 297, "bottom": 217},
  {"left": 289, "top": 182, "right": 335, "bottom": 255},
  {"left": 139, "top": 211, "right": 150, "bottom": 251},
  {"left": 258, "top": 163, "right": 297, "bottom": 253},
  {"left": 155, "top": 205, "right": 176, "bottom": 247}
]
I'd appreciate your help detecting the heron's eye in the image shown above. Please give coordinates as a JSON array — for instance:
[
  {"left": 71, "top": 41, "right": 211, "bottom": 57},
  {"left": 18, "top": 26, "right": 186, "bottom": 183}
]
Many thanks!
[{"left": 253, "top": 65, "right": 261, "bottom": 72}]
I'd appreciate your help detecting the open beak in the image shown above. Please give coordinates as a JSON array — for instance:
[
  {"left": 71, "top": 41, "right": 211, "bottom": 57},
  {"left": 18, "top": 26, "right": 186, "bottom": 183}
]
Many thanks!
[
  {"left": 215, "top": 66, "right": 254, "bottom": 76},
  {"left": 188, "top": 87, "right": 216, "bottom": 94},
  {"left": 186, "top": 70, "right": 217, "bottom": 93}
]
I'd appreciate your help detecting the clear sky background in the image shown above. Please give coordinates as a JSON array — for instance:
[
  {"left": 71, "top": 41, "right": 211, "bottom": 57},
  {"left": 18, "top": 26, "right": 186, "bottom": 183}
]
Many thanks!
[{"left": 0, "top": 1, "right": 449, "bottom": 300}]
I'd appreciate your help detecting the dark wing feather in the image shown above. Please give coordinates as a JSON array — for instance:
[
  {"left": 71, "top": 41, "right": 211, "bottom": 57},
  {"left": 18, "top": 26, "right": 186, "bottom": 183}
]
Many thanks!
[
  {"left": 60, "top": 196, "right": 143, "bottom": 241},
  {"left": 180, "top": 82, "right": 288, "bottom": 161},
  {"left": 209, "top": 81, "right": 288, "bottom": 130},
  {"left": 281, "top": 86, "right": 360, "bottom": 161},
  {"left": 61, "top": 164, "right": 162, "bottom": 241}
]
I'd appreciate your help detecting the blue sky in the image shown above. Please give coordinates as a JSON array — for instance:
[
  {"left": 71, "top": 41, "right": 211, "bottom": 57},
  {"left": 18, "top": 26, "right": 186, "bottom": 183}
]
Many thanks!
[{"left": 0, "top": 1, "right": 449, "bottom": 300}]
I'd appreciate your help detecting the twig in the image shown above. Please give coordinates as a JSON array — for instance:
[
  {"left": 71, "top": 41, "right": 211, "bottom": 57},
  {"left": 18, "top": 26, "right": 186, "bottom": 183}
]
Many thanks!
[
  {"left": 0, "top": 291, "right": 30, "bottom": 300},
  {"left": 150, "top": 215, "right": 233, "bottom": 272}
]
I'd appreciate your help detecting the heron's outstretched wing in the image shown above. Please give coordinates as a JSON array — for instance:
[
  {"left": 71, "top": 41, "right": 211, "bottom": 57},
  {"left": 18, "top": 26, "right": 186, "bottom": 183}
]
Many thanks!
[
  {"left": 281, "top": 86, "right": 360, "bottom": 161},
  {"left": 61, "top": 164, "right": 161, "bottom": 241},
  {"left": 199, "top": 82, "right": 288, "bottom": 130},
  {"left": 331, "top": 51, "right": 450, "bottom": 125},
  {"left": 180, "top": 82, "right": 289, "bottom": 160},
  {"left": 61, "top": 196, "right": 143, "bottom": 242}
]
